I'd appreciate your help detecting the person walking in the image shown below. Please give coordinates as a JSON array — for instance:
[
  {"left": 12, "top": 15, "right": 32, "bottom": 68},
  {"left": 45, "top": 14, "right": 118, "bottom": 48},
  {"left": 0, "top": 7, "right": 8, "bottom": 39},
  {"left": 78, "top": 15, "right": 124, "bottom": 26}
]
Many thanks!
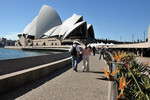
[
  {"left": 69, "top": 40, "right": 80, "bottom": 72},
  {"left": 82, "top": 43, "right": 90, "bottom": 72},
  {"left": 92, "top": 46, "right": 96, "bottom": 56},
  {"left": 99, "top": 46, "right": 104, "bottom": 60}
]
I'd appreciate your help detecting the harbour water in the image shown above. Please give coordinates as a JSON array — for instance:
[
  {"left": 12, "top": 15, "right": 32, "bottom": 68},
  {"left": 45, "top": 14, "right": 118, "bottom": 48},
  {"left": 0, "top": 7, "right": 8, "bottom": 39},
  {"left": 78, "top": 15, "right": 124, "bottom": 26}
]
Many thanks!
[{"left": 0, "top": 47, "right": 56, "bottom": 60}]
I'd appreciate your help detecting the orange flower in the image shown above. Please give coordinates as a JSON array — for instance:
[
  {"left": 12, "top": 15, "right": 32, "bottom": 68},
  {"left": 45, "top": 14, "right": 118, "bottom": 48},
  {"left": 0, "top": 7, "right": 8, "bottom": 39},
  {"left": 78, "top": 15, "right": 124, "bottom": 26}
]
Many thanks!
[
  {"left": 113, "top": 52, "right": 126, "bottom": 62},
  {"left": 117, "top": 76, "right": 131, "bottom": 99},
  {"left": 119, "top": 51, "right": 126, "bottom": 59},
  {"left": 117, "top": 93, "right": 124, "bottom": 99},
  {"left": 111, "top": 68, "right": 119, "bottom": 76},
  {"left": 146, "top": 61, "right": 149, "bottom": 67},
  {"left": 103, "top": 68, "right": 118, "bottom": 80},
  {"left": 113, "top": 53, "right": 120, "bottom": 62},
  {"left": 127, "top": 57, "right": 130, "bottom": 60}
]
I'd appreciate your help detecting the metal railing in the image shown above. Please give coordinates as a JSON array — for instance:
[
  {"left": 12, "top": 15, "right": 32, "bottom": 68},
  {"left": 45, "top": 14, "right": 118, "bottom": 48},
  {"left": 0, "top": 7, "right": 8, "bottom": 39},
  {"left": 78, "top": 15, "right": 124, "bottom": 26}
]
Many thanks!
[{"left": 104, "top": 51, "right": 118, "bottom": 100}]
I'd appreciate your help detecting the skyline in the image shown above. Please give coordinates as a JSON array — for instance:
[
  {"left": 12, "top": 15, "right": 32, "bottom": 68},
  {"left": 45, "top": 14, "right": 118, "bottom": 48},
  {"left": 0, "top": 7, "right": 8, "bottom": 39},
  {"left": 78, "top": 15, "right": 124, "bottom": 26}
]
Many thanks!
[{"left": 0, "top": 0, "right": 150, "bottom": 42}]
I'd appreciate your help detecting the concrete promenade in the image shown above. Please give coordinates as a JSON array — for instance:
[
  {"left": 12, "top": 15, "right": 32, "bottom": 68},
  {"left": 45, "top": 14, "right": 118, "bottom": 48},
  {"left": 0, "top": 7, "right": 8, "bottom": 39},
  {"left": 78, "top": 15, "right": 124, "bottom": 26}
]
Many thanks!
[
  {"left": 136, "top": 57, "right": 150, "bottom": 65},
  {"left": 1, "top": 54, "right": 109, "bottom": 100}
]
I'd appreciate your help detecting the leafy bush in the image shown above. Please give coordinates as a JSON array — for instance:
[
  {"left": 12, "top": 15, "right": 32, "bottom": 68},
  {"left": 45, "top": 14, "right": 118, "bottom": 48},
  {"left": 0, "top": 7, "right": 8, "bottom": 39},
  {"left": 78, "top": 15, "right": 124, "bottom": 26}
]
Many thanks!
[{"left": 109, "top": 51, "right": 150, "bottom": 100}]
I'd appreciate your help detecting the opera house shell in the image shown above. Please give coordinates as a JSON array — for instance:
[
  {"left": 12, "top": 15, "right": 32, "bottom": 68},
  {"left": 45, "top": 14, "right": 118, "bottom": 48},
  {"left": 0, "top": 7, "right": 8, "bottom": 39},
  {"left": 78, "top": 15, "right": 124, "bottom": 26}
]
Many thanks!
[{"left": 16, "top": 5, "right": 95, "bottom": 46}]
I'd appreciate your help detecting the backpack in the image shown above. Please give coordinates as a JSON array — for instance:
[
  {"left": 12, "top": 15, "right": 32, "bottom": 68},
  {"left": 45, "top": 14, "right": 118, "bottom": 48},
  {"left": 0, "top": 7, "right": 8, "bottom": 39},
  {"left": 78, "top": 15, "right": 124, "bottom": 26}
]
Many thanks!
[
  {"left": 71, "top": 46, "right": 77, "bottom": 56},
  {"left": 100, "top": 48, "right": 104, "bottom": 54}
]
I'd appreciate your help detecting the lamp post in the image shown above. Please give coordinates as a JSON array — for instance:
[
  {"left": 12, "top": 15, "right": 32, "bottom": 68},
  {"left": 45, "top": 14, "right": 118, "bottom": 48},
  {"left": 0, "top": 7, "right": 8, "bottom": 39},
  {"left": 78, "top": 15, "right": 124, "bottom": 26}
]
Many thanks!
[
  {"left": 132, "top": 34, "right": 134, "bottom": 43},
  {"left": 144, "top": 31, "right": 146, "bottom": 42},
  {"left": 120, "top": 36, "right": 122, "bottom": 41}
]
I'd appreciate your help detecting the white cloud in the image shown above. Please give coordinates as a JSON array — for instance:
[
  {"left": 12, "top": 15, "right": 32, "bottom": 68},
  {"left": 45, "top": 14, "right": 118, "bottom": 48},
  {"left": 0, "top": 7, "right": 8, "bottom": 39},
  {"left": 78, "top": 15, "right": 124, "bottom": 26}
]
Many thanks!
[{"left": 0, "top": 32, "right": 21, "bottom": 40}]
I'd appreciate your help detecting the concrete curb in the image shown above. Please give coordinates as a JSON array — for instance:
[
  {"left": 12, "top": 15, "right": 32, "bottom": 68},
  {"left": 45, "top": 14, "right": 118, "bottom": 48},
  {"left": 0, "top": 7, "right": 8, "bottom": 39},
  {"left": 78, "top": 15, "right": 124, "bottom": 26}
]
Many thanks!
[
  {"left": 103, "top": 59, "right": 112, "bottom": 100},
  {"left": 104, "top": 52, "right": 118, "bottom": 100},
  {"left": 0, "top": 57, "right": 71, "bottom": 94},
  {"left": 0, "top": 52, "right": 70, "bottom": 75}
]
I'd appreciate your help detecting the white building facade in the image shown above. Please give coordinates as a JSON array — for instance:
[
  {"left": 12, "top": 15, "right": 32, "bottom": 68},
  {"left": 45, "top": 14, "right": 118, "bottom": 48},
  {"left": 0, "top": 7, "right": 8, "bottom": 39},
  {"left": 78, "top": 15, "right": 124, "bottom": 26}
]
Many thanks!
[{"left": 16, "top": 5, "right": 95, "bottom": 46}]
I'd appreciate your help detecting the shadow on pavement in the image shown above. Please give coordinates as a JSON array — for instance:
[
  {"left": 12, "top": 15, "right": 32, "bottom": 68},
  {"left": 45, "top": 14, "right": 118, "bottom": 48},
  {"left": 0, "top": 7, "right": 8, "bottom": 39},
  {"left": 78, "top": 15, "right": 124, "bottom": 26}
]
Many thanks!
[
  {"left": 76, "top": 70, "right": 104, "bottom": 74},
  {"left": 89, "top": 71, "right": 104, "bottom": 74},
  {"left": 0, "top": 65, "right": 71, "bottom": 100}
]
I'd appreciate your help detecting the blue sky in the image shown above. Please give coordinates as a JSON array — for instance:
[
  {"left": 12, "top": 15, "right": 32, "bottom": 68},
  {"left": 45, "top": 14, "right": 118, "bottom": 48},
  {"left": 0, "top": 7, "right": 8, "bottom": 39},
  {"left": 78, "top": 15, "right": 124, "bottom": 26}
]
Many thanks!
[{"left": 0, "top": 0, "right": 150, "bottom": 41}]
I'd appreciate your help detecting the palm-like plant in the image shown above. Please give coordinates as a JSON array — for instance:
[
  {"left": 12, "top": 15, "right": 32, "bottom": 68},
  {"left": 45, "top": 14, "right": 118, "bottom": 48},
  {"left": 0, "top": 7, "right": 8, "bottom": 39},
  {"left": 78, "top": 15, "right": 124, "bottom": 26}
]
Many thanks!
[{"left": 108, "top": 51, "right": 150, "bottom": 100}]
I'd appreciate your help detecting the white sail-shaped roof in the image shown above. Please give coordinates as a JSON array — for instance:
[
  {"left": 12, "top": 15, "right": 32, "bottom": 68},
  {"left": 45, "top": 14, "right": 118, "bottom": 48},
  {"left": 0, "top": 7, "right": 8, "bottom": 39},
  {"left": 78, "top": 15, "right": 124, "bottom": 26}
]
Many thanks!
[
  {"left": 43, "top": 25, "right": 59, "bottom": 37},
  {"left": 87, "top": 24, "right": 91, "bottom": 29},
  {"left": 50, "top": 14, "right": 83, "bottom": 37},
  {"left": 62, "top": 21, "right": 86, "bottom": 39},
  {"left": 20, "top": 5, "right": 95, "bottom": 44},
  {"left": 62, "top": 14, "right": 82, "bottom": 27},
  {"left": 27, "top": 16, "right": 37, "bottom": 36},
  {"left": 50, "top": 25, "right": 62, "bottom": 37},
  {"left": 87, "top": 24, "right": 95, "bottom": 38},
  {"left": 35, "top": 5, "right": 62, "bottom": 39},
  {"left": 23, "top": 23, "right": 31, "bottom": 34},
  {"left": 28, "top": 26, "right": 36, "bottom": 36},
  {"left": 58, "top": 14, "right": 83, "bottom": 36},
  {"left": 23, "top": 16, "right": 37, "bottom": 36}
]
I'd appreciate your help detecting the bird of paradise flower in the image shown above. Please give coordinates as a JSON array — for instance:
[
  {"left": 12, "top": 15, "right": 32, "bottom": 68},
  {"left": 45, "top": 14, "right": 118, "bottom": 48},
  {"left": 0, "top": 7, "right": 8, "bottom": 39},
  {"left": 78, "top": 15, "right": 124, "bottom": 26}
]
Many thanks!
[
  {"left": 113, "top": 51, "right": 126, "bottom": 62},
  {"left": 117, "top": 76, "right": 131, "bottom": 99},
  {"left": 96, "top": 68, "right": 118, "bottom": 81}
]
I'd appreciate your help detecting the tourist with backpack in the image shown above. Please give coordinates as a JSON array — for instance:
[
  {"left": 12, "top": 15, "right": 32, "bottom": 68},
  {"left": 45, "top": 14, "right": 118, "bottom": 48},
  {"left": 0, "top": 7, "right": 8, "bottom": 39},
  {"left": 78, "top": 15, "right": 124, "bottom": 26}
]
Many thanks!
[{"left": 69, "top": 40, "right": 80, "bottom": 72}]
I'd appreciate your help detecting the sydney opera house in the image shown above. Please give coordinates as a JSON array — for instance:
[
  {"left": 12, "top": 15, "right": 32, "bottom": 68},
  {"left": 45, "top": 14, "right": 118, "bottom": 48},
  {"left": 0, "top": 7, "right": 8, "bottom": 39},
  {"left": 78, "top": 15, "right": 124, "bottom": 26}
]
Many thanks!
[{"left": 15, "top": 5, "right": 95, "bottom": 46}]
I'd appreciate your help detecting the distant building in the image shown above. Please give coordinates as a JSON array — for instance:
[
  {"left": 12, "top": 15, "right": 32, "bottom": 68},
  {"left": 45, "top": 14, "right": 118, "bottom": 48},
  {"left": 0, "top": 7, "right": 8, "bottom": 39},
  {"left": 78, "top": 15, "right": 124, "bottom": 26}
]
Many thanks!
[
  {"left": 0, "top": 37, "right": 15, "bottom": 47},
  {"left": 16, "top": 5, "right": 95, "bottom": 46}
]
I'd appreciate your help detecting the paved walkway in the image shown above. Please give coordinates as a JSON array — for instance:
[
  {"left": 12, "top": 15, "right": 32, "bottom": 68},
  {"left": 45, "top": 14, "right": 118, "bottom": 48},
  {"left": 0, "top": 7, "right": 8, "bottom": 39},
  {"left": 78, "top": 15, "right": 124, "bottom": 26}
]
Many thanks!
[
  {"left": 1, "top": 54, "right": 109, "bottom": 100},
  {"left": 136, "top": 57, "right": 150, "bottom": 65}
]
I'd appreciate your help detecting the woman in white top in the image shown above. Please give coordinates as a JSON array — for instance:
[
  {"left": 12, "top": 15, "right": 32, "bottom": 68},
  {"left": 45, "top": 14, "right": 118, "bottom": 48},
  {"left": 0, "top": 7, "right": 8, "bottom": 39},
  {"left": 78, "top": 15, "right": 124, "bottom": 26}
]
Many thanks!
[{"left": 82, "top": 43, "right": 90, "bottom": 72}]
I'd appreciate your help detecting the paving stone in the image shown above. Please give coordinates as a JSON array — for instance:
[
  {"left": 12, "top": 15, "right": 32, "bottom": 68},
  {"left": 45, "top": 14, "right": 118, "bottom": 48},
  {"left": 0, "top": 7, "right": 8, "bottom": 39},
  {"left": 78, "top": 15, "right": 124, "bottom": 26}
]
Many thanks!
[{"left": 1, "top": 54, "right": 109, "bottom": 100}]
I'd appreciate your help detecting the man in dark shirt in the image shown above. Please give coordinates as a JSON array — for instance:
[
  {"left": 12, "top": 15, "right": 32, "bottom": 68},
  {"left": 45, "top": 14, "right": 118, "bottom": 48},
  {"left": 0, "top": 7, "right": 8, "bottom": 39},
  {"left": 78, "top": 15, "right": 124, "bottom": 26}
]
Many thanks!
[{"left": 69, "top": 40, "right": 80, "bottom": 72}]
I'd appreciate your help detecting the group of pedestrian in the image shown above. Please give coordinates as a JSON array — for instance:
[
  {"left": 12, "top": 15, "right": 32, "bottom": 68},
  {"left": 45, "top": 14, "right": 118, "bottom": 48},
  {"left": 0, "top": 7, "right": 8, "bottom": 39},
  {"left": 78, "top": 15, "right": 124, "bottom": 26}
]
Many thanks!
[
  {"left": 69, "top": 40, "right": 108, "bottom": 72},
  {"left": 69, "top": 40, "right": 90, "bottom": 72},
  {"left": 99, "top": 46, "right": 110, "bottom": 60}
]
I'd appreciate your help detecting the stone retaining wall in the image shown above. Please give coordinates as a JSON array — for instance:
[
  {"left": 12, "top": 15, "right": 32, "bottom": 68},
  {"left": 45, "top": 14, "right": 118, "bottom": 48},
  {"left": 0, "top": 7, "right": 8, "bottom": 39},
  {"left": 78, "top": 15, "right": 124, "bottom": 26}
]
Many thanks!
[
  {"left": 0, "top": 52, "right": 70, "bottom": 75},
  {"left": 0, "top": 54, "right": 71, "bottom": 94}
]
